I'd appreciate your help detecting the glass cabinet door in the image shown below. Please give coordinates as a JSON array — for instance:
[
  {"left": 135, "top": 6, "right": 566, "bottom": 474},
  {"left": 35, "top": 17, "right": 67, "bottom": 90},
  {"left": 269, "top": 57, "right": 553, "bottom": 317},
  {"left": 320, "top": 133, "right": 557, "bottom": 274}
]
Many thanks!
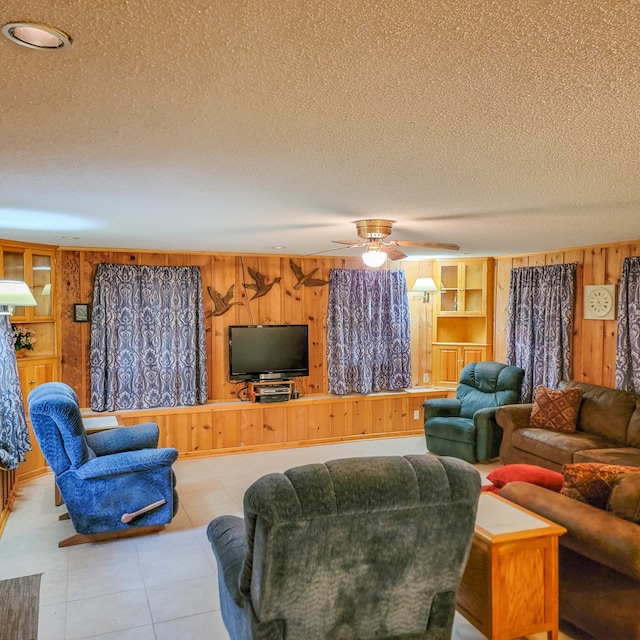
[
  {"left": 439, "top": 264, "right": 460, "bottom": 312},
  {"left": 463, "top": 262, "right": 485, "bottom": 314},
  {"left": 31, "top": 253, "right": 52, "bottom": 318},
  {"left": 2, "top": 250, "right": 26, "bottom": 317}
]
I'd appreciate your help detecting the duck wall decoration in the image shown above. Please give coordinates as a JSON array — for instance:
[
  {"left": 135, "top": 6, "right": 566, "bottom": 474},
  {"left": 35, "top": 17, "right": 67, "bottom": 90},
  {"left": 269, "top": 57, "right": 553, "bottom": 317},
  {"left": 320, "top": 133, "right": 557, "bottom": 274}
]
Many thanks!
[
  {"left": 243, "top": 267, "right": 281, "bottom": 300},
  {"left": 289, "top": 259, "right": 329, "bottom": 289},
  {"left": 207, "top": 285, "right": 243, "bottom": 316}
]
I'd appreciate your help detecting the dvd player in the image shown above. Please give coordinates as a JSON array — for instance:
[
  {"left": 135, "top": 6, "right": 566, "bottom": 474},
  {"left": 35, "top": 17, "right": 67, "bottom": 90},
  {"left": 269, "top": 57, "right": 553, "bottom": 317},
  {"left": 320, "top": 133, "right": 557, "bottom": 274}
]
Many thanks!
[
  {"left": 255, "top": 386, "right": 291, "bottom": 395},
  {"left": 254, "top": 393, "right": 289, "bottom": 403}
]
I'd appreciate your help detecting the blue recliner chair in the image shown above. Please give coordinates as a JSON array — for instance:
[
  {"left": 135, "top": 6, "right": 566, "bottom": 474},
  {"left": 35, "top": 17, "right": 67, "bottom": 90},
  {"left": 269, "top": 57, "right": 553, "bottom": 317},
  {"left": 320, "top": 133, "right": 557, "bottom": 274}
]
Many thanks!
[
  {"left": 208, "top": 455, "right": 481, "bottom": 640},
  {"left": 28, "top": 382, "right": 179, "bottom": 547},
  {"left": 423, "top": 361, "right": 524, "bottom": 464}
]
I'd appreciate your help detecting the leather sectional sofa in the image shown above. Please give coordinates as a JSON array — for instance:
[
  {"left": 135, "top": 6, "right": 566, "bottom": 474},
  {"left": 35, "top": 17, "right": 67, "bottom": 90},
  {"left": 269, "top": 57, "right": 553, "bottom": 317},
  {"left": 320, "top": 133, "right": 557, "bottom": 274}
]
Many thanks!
[
  {"left": 495, "top": 380, "right": 640, "bottom": 639},
  {"left": 496, "top": 380, "right": 640, "bottom": 471}
]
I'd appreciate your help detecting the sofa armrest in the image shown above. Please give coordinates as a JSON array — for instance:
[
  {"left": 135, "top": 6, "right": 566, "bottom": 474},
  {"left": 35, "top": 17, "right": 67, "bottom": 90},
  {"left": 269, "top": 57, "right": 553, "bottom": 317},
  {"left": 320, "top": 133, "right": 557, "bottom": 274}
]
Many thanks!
[
  {"left": 500, "top": 482, "right": 640, "bottom": 581},
  {"left": 207, "top": 515, "right": 248, "bottom": 606},
  {"left": 495, "top": 403, "right": 533, "bottom": 431},
  {"left": 495, "top": 403, "right": 533, "bottom": 463},
  {"left": 87, "top": 422, "right": 160, "bottom": 455},
  {"left": 76, "top": 447, "right": 178, "bottom": 479},
  {"left": 423, "top": 398, "right": 461, "bottom": 420}
]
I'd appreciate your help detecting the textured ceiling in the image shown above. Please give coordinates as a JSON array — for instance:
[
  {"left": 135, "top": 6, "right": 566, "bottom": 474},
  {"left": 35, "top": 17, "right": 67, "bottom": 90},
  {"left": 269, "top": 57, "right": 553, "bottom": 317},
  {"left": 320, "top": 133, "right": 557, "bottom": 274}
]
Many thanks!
[{"left": 1, "top": 1, "right": 640, "bottom": 259}]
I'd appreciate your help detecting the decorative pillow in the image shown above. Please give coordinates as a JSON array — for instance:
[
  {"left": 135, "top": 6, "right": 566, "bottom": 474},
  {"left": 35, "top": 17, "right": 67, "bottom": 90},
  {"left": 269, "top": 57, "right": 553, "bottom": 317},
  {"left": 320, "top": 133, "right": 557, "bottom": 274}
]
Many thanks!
[
  {"left": 487, "top": 463, "right": 564, "bottom": 492},
  {"left": 561, "top": 463, "right": 640, "bottom": 510},
  {"left": 529, "top": 386, "right": 583, "bottom": 433},
  {"left": 607, "top": 472, "right": 640, "bottom": 523}
]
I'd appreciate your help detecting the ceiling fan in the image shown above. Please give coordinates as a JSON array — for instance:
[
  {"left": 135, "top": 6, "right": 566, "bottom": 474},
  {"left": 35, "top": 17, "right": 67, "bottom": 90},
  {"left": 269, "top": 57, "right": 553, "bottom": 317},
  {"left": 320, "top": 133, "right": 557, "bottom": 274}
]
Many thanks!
[{"left": 332, "top": 219, "right": 460, "bottom": 267}]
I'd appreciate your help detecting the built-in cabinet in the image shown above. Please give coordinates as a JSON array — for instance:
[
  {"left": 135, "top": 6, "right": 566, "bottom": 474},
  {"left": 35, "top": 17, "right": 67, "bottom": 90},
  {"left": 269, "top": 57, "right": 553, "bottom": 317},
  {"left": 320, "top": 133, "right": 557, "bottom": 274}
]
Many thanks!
[
  {"left": 1, "top": 243, "right": 59, "bottom": 409},
  {"left": 432, "top": 258, "right": 494, "bottom": 386}
]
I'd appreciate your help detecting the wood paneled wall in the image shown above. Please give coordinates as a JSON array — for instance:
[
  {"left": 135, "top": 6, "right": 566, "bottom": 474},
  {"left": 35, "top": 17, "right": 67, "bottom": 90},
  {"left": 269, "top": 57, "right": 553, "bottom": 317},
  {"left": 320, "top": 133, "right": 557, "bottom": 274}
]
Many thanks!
[
  {"left": 58, "top": 249, "right": 436, "bottom": 406},
  {"left": 493, "top": 240, "right": 640, "bottom": 389}
]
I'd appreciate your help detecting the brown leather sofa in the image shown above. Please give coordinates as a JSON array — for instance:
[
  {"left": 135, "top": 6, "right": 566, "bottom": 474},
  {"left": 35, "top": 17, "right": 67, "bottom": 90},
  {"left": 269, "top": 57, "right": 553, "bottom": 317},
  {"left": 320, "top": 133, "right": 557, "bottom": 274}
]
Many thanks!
[
  {"left": 500, "top": 480, "right": 640, "bottom": 640},
  {"left": 495, "top": 380, "right": 640, "bottom": 471},
  {"left": 495, "top": 380, "right": 640, "bottom": 639}
]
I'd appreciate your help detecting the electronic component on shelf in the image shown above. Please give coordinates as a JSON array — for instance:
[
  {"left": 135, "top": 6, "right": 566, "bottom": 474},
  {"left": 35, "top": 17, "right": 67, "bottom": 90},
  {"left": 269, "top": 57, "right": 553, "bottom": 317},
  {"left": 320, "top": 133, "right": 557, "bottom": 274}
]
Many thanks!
[{"left": 247, "top": 381, "right": 295, "bottom": 403}]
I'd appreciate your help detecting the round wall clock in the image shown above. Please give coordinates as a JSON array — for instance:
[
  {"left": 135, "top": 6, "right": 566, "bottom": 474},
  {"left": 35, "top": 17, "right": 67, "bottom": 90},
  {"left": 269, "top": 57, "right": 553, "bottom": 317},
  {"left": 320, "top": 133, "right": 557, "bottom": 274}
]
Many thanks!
[{"left": 584, "top": 285, "right": 616, "bottom": 320}]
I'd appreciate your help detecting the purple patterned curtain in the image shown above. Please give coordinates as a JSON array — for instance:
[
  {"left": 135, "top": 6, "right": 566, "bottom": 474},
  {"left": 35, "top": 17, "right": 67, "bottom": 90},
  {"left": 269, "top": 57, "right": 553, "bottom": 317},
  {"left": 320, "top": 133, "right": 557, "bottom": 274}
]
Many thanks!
[
  {"left": 90, "top": 264, "right": 208, "bottom": 411},
  {"left": 327, "top": 269, "right": 411, "bottom": 395},
  {"left": 506, "top": 263, "right": 576, "bottom": 402},
  {"left": 0, "top": 315, "right": 31, "bottom": 469},
  {"left": 615, "top": 256, "right": 640, "bottom": 392}
]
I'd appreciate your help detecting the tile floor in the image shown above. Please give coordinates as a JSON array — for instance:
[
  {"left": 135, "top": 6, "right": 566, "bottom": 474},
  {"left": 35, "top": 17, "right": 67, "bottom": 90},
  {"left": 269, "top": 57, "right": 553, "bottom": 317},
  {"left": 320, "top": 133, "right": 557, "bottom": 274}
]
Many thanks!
[{"left": 0, "top": 436, "right": 589, "bottom": 639}]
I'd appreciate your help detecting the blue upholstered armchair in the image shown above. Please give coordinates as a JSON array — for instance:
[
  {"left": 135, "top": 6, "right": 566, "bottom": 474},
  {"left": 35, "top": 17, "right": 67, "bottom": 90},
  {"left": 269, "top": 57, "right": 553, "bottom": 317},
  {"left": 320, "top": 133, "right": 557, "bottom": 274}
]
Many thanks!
[
  {"left": 207, "top": 455, "right": 481, "bottom": 640},
  {"left": 423, "top": 361, "right": 524, "bottom": 464},
  {"left": 28, "top": 382, "right": 179, "bottom": 547}
]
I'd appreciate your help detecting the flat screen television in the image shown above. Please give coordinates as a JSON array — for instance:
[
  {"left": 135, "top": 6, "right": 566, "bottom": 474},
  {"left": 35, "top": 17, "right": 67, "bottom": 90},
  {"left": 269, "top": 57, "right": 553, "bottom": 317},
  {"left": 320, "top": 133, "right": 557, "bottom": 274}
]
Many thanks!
[{"left": 228, "top": 324, "right": 309, "bottom": 381}]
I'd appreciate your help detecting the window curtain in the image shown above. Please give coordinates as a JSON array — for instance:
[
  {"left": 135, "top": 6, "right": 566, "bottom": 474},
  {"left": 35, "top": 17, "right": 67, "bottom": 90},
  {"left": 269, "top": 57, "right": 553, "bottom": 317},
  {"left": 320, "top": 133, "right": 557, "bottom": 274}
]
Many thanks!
[
  {"left": 327, "top": 269, "right": 412, "bottom": 395},
  {"left": 615, "top": 256, "right": 640, "bottom": 392},
  {"left": 506, "top": 263, "right": 576, "bottom": 402},
  {"left": 90, "top": 264, "right": 208, "bottom": 411},
  {"left": 0, "top": 316, "right": 31, "bottom": 470}
]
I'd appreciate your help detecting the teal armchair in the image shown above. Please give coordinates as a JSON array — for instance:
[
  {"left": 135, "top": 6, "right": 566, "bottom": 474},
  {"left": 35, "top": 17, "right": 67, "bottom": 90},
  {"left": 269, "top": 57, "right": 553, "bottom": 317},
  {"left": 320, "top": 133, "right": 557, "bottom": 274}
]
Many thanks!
[
  {"left": 207, "top": 455, "right": 481, "bottom": 640},
  {"left": 423, "top": 361, "right": 524, "bottom": 463}
]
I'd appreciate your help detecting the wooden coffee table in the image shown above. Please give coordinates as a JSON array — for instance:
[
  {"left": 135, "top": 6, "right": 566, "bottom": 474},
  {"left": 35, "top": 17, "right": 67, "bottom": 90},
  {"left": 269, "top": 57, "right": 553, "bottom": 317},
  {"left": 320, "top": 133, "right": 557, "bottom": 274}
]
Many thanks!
[{"left": 457, "top": 492, "right": 566, "bottom": 640}]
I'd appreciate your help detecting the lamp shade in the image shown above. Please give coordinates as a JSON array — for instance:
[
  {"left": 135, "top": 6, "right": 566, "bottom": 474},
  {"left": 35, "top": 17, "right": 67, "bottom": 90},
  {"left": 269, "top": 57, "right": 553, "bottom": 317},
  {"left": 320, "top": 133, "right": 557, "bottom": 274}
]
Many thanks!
[
  {"left": 0, "top": 280, "right": 37, "bottom": 315},
  {"left": 411, "top": 277, "right": 438, "bottom": 303},
  {"left": 411, "top": 277, "right": 438, "bottom": 294}
]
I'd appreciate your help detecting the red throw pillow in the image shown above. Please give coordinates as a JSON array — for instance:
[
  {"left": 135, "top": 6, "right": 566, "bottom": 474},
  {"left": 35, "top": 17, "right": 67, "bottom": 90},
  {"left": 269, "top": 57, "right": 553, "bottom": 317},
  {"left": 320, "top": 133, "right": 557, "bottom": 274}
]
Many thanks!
[
  {"left": 487, "top": 463, "right": 564, "bottom": 492},
  {"left": 529, "top": 386, "right": 583, "bottom": 433},
  {"left": 561, "top": 462, "right": 640, "bottom": 510}
]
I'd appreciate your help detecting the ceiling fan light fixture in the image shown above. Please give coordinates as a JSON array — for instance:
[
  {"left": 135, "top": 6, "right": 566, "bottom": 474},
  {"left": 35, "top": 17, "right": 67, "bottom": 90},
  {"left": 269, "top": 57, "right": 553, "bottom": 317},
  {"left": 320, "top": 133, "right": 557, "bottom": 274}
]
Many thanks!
[
  {"left": 2, "top": 22, "right": 71, "bottom": 50},
  {"left": 362, "top": 246, "right": 387, "bottom": 268}
]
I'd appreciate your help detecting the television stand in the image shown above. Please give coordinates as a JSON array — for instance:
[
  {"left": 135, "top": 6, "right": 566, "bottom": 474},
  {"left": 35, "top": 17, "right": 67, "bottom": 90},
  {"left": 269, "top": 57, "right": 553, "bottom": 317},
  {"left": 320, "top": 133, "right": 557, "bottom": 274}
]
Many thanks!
[{"left": 248, "top": 380, "right": 295, "bottom": 403}]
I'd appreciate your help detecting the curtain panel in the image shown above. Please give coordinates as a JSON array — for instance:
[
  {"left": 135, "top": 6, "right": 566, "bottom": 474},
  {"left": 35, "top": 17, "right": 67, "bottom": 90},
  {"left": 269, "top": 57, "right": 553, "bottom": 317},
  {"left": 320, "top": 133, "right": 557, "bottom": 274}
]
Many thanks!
[
  {"left": 0, "top": 316, "right": 31, "bottom": 470},
  {"left": 90, "top": 264, "right": 208, "bottom": 411},
  {"left": 506, "top": 263, "right": 576, "bottom": 402},
  {"left": 615, "top": 256, "right": 640, "bottom": 393},
  {"left": 326, "top": 269, "right": 412, "bottom": 395}
]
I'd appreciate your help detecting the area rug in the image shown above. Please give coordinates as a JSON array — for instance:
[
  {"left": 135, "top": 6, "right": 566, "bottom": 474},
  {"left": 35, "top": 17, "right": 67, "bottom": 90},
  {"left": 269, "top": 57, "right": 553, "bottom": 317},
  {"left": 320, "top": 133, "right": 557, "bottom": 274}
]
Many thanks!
[{"left": 0, "top": 573, "right": 42, "bottom": 640}]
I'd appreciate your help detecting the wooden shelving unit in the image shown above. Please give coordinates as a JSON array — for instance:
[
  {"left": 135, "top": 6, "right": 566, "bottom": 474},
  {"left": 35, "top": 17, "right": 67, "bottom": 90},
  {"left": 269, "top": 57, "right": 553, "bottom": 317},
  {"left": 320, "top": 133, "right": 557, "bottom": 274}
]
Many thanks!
[{"left": 432, "top": 258, "right": 494, "bottom": 386}]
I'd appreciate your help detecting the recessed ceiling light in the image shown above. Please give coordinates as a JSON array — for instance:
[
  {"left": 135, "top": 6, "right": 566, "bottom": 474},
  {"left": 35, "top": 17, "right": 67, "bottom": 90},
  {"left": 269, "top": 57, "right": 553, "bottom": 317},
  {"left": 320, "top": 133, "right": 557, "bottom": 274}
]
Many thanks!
[{"left": 2, "top": 22, "right": 71, "bottom": 50}]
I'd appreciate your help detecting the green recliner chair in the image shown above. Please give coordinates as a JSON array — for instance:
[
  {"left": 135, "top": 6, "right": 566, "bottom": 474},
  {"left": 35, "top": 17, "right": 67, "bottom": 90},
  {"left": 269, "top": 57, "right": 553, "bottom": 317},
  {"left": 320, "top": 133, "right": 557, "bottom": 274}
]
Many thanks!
[
  {"left": 208, "top": 455, "right": 481, "bottom": 640},
  {"left": 423, "top": 361, "right": 524, "bottom": 464}
]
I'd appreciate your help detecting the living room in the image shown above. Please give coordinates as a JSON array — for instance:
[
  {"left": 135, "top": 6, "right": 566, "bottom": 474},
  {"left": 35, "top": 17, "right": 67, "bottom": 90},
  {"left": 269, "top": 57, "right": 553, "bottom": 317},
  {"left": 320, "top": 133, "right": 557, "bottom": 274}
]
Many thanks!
[{"left": 2, "top": 2, "right": 640, "bottom": 639}]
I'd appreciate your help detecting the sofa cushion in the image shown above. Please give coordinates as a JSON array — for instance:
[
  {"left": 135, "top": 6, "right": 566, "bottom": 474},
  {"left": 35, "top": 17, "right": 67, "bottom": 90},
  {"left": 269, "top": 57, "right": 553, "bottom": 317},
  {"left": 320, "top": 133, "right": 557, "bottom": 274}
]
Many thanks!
[
  {"left": 530, "top": 386, "right": 583, "bottom": 433},
  {"left": 608, "top": 473, "right": 640, "bottom": 523},
  {"left": 559, "top": 381, "right": 637, "bottom": 444},
  {"left": 561, "top": 462, "right": 640, "bottom": 510},
  {"left": 511, "top": 428, "right": 615, "bottom": 467},
  {"left": 424, "top": 416, "right": 475, "bottom": 443},
  {"left": 574, "top": 447, "right": 640, "bottom": 467},
  {"left": 487, "top": 463, "right": 564, "bottom": 492}
]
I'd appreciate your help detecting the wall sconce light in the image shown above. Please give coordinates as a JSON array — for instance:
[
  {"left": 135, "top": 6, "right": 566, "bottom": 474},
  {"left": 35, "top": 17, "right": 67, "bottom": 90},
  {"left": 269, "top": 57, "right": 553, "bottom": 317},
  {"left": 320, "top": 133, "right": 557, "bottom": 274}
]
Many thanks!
[
  {"left": 0, "top": 280, "right": 38, "bottom": 315},
  {"left": 411, "top": 277, "right": 438, "bottom": 303}
]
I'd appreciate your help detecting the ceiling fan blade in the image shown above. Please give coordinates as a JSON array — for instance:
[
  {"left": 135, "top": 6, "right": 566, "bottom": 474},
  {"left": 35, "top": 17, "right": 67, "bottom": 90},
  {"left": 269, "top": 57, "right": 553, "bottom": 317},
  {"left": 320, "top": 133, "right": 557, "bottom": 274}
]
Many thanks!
[
  {"left": 381, "top": 245, "right": 407, "bottom": 261},
  {"left": 305, "top": 246, "right": 356, "bottom": 256},
  {"left": 391, "top": 240, "right": 460, "bottom": 251},
  {"left": 331, "top": 240, "right": 367, "bottom": 248}
]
